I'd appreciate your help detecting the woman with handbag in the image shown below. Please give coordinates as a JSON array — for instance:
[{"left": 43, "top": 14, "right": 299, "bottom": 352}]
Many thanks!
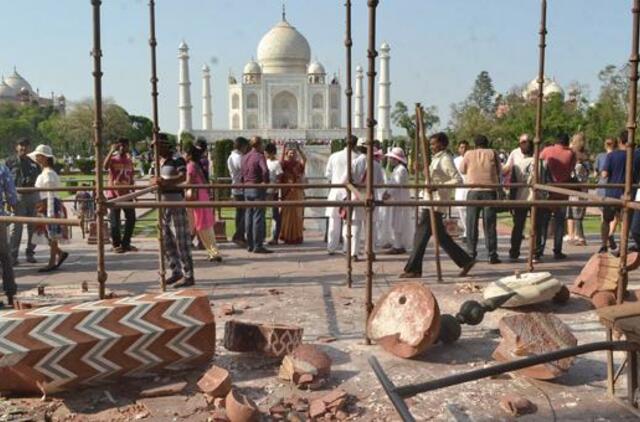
[
  {"left": 185, "top": 144, "right": 221, "bottom": 262},
  {"left": 30, "top": 145, "right": 69, "bottom": 272}
]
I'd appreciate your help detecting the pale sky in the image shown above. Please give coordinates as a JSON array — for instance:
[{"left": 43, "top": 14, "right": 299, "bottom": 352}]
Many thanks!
[{"left": 0, "top": 0, "right": 633, "bottom": 135}]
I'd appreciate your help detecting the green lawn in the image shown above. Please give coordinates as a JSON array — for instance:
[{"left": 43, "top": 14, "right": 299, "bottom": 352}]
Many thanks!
[{"left": 497, "top": 212, "right": 603, "bottom": 234}]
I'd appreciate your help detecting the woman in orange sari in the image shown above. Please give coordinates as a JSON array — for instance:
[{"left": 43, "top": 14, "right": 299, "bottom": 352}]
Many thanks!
[{"left": 279, "top": 143, "right": 306, "bottom": 244}]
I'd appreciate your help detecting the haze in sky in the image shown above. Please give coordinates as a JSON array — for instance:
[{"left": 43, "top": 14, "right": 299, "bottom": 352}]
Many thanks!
[{"left": 0, "top": 0, "right": 632, "bottom": 135}]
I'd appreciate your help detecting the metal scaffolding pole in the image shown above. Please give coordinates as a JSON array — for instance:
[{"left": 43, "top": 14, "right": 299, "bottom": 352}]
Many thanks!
[
  {"left": 527, "top": 0, "right": 547, "bottom": 272},
  {"left": 416, "top": 105, "right": 442, "bottom": 282},
  {"left": 148, "top": 0, "right": 167, "bottom": 292},
  {"left": 91, "top": 0, "right": 107, "bottom": 299},
  {"left": 617, "top": 0, "right": 640, "bottom": 305},
  {"left": 364, "top": 0, "right": 378, "bottom": 344},
  {"left": 345, "top": 0, "right": 354, "bottom": 288}
]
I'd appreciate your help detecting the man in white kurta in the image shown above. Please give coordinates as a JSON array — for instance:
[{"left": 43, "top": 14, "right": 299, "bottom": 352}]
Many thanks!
[
  {"left": 324, "top": 135, "right": 358, "bottom": 254},
  {"left": 348, "top": 138, "right": 386, "bottom": 260},
  {"left": 383, "top": 147, "right": 413, "bottom": 253},
  {"left": 453, "top": 140, "right": 469, "bottom": 240}
]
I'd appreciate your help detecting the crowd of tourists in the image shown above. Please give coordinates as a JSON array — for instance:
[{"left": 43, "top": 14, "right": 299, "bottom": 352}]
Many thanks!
[{"left": 1, "top": 130, "right": 639, "bottom": 303}]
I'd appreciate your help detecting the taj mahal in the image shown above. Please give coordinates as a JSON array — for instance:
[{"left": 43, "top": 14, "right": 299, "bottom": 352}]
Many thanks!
[{"left": 178, "top": 9, "right": 392, "bottom": 143}]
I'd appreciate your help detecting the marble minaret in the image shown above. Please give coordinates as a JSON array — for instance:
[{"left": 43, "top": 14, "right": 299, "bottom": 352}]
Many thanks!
[
  {"left": 354, "top": 65, "right": 364, "bottom": 129},
  {"left": 178, "top": 41, "right": 193, "bottom": 136},
  {"left": 202, "top": 64, "right": 213, "bottom": 130},
  {"left": 376, "top": 42, "right": 391, "bottom": 141}
]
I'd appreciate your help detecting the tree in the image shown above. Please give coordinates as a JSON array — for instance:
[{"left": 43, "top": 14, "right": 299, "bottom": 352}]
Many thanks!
[
  {"left": 391, "top": 101, "right": 439, "bottom": 140},
  {"left": 0, "top": 103, "right": 57, "bottom": 157},
  {"left": 37, "top": 99, "right": 137, "bottom": 157},
  {"left": 468, "top": 71, "right": 496, "bottom": 115},
  {"left": 584, "top": 64, "right": 630, "bottom": 150}
]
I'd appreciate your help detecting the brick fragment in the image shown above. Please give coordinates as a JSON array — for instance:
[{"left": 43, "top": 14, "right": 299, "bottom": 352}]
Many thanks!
[{"left": 197, "top": 366, "right": 231, "bottom": 398}]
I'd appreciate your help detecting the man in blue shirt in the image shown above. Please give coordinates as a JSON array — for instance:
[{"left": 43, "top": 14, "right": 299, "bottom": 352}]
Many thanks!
[
  {"left": 602, "top": 130, "right": 640, "bottom": 253},
  {"left": 0, "top": 162, "right": 18, "bottom": 305}
]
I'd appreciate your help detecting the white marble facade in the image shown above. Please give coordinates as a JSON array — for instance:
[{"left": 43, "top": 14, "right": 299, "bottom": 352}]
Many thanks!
[{"left": 179, "top": 10, "right": 391, "bottom": 142}]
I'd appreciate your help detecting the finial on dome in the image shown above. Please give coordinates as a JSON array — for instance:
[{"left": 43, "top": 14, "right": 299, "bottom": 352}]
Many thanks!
[{"left": 282, "top": 0, "right": 286, "bottom": 21}]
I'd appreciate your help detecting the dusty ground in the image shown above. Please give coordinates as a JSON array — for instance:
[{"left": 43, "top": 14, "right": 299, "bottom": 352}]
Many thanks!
[{"left": 5, "top": 226, "right": 640, "bottom": 421}]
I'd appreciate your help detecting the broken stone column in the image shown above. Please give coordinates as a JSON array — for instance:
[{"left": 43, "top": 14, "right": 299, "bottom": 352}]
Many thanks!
[
  {"left": 0, "top": 289, "right": 216, "bottom": 394},
  {"left": 483, "top": 272, "right": 568, "bottom": 307},
  {"left": 493, "top": 313, "right": 577, "bottom": 380},
  {"left": 367, "top": 282, "right": 440, "bottom": 358},
  {"left": 223, "top": 320, "right": 303, "bottom": 357},
  {"left": 570, "top": 252, "right": 639, "bottom": 305},
  {"left": 278, "top": 344, "right": 332, "bottom": 387}
]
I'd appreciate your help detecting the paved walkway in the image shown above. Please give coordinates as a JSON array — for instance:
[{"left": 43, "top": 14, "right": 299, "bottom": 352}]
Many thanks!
[{"left": 7, "top": 230, "right": 640, "bottom": 420}]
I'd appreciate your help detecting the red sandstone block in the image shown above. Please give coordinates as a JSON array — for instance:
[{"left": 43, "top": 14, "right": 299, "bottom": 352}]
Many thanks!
[{"left": 0, "top": 289, "right": 215, "bottom": 394}]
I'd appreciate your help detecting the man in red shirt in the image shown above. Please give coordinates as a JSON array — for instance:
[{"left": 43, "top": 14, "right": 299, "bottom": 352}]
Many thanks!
[
  {"left": 535, "top": 133, "right": 576, "bottom": 261},
  {"left": 104, "top": 137, "right": 137, "bottom": 253}
]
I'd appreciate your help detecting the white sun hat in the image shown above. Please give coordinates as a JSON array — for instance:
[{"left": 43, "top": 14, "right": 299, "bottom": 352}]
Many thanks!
[
  {"left": 385, "top": 147, "right": 407, "bottom": 164},
  {"left": 27, "top": 144, "right": 55, "bottom": 160}
]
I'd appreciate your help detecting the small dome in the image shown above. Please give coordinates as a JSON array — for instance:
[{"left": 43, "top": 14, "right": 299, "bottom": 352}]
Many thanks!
[
  {"left": 57, "top": 94, "right": 66, "bottom": 101},
  {"left": 202, "top": 64, "right": 210, "bottom": 73},
  {"left": 523, "top": 76, "right": 564, "bottom": 100},
  {"left": 0, "top": 78, "right": 17, "bottom": 98},
  {"left": 257, "top": 18, "right": 311, "bottom": 74},
  {"left": 307, "top": 61, "right": 325, "bottom": 75},
  {"left": 243, "top": 59, "right": 262, "bottom": 74},
  {"left": 380, "top": 41, "right": 390, "bottom": 51},
  {"left": 178, "top": 41, "right": 189, "bottom": 51},
  {"left": 5, "top": 69, "right": 33, "bottom": 95},
  {"left": 356, "top": 65, "right": 363, "bottom": 73}
]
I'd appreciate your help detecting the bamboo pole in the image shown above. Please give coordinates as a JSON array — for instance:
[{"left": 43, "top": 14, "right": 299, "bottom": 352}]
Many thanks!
[
  {"left": 416, "top": 105, "right": 442, "bottom": 282},
  {"left": 0, "top": 216, "right": 82, "bottom": 226},
  {"left": 148, "top": 0, "right": 167, "bottom": 292},
  {"left": 617, "top": 0, "right": 640, "bottom": 305},
  {"left": 364, "top": 0, "right": 379, "bottom": 345},
  {"left": 16, "top": 181, "right": 637, "bottom": 194},
  {"left": 345, "top": 0, "right": 354, "bottom": 288},
  {"left": 91, "top": 0, "right": 107, "bottom": 299},
  {"left": 526, "top": 0, "right": 548, "bottom": 272},
  {"left": 106, "top": 185, "right": 156, "bottom": 203},
  {"left": 108, "top": 199, "right": 618, "bottom": 210},
  {"left": 413, "top": 109, "right": 420, "bottom": 234}
]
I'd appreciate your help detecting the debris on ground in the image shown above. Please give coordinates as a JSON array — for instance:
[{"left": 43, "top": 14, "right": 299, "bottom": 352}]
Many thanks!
[
  {"left": 316, "top": 335, "right": 337, "bottom": 343},
  {"left": 455, "top": 282, "right": 482, "bottom": 295},
  {"left": 269, "top": 389, "right": 357, "bottom": 421},
  {"left": 139, "top": 381, "right": 187, "bottom": 398},
  {"left": 198, "top": 366, "right": 232, "bottom": 398},
  {"left": 499, "top": 394, "right": 537, "bottom": 416},
  {"left": 493, "top": 312, "right": 577, "bottom": 379},
  {"left": 367, "top": 282, "right": 440, "bottom": 358},
  {"left": 225, "top": 389, "right": 260, "bottom": 422},
  {"left": 278, "top": 344, "right": 332, "bottom": 388},
  {"left": 224, "top": 320, "right": 303, "bottom": 357},
  {"left": 221, "top": 304, "right": 236, "bottom": 315}
]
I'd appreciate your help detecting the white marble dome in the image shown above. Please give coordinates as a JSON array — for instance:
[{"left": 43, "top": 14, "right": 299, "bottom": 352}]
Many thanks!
[
  {"left": 5, "top": 69, "right": 33, "bottom": 94},
  {"left": 0, "top": 78, "right": 17, "bottom": 98},
  {"left": 244, "top": 59, "right": 262, "bottom": 74},
  {"left": 308, "top": 61, "right": 325, "bottom": 74},
  {"left": 257, "top": 18, "right": 311, "bottom": 74},
  {"left": 523, "top": 76, "right": 564, "bottom": 100}
]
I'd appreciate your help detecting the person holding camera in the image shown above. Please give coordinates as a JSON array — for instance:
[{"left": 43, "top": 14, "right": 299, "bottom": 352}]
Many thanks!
[{"left": 104, "top": 137, "right": 137, "bottom": 253}]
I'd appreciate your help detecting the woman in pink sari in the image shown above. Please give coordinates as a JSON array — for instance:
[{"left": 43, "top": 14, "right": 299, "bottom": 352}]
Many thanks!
[
  {"left": 185, "top": 144, "right": 221, "bottom": 262},
  {"left": 279, "top": 143, "right": 306, "bottom": 244}
]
